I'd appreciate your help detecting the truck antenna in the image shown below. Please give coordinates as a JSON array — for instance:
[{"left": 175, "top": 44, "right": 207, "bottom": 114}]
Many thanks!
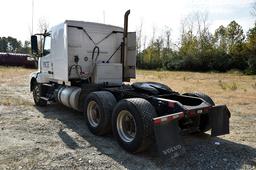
[
  {"left": 103, "top": 10, "right": 105, "bottom": 24},
  {"left": 32, "top": 0, "right": 34, "bottom": 34}
]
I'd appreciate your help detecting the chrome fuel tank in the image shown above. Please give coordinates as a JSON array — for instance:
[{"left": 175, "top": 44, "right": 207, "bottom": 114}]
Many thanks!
[{"left": 57, "top": 86, "right": 81, "bottom": 111}]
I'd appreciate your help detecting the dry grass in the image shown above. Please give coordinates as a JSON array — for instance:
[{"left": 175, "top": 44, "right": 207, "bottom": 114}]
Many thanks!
[
  {"left": 0, "top": 96, "right": 33, "bottom": 106},
  {"left": 0, "top": 66, "right": 35, "bottom": 85},
  {"left": 133, "top": 70, "right": 256, "bottom": 115},
  {"left": 0, "top": 66, "right": 36, "bottom": 106}
]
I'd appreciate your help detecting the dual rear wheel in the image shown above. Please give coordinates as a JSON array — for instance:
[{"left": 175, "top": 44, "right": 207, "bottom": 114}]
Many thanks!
[
  {"left": 84, "top": 91, "right": 156, "bottom": 153},
  {"left": 84, "top": 91, "right": 116, "bottom": 135}
]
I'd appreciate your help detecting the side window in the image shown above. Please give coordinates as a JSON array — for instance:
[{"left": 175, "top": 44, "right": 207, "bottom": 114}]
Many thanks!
[{"left": 44, "top": 35, "right": 51, "bottom": 56}]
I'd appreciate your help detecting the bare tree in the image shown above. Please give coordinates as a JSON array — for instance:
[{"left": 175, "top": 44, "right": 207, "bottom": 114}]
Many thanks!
[
  {"left": 194, "top": 12, "right": 212, "bottom": 50},
  {"left": 164, "top": 27, "right": 172, "bottom": 50},
  {"left": 37, "top": 18, "right": 49, "bottom": 54},
  {"left": 179, "top": 11, "right": 213, "bottom": 57},
  {"left": 181, "top": 11, "right": 209, "bottom": 37},
  {"left": 136, "top": 20, "right": 143, "bottom": 53},
  {"left": 180, "top": 13, "right": 195, "bottom": 50},
  {"left": 181, "top": 14, "right": 194, "bottom": 36},
  {"left": 194, "top": 12, "right": 209, "bottom": 37},
  {"left": 143, "top": 35, "right": 147, "bottom": 50},
  {"left": 38, "top": 18, "right": 49, "bottom": 33},
  {"left": 151, "top": 26, "right": 156, "bottom": 45},
  {"left": 251, "top": 1, "right": 256, "bottom": 17}
]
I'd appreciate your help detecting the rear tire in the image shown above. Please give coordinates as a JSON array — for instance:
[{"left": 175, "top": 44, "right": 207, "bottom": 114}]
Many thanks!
[
  {"left": 184, "top": 92, "right": 214, "bottom": 105},
  {"left": 112, "top": 98, "right": 157, "bottom": 153},
  {"left": 33, "top": 83, "right": 47, "bottom": 106},
  {"left": 183, "top": 92, "right": 215, "bottom": 132},
  {"left": 84, "top": 91, "right": 116, "bottom": 135}
]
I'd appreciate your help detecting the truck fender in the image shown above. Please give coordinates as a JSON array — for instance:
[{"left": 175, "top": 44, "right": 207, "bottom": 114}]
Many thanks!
[
  {"left": 36, "top": 72, "right": 50, "bottom": 84},
  {"left": 29, "top": 72, "right": 38, "bottom": 92},
  {"left": 29, "top": 72, "right": 50, "bottom": 91}
]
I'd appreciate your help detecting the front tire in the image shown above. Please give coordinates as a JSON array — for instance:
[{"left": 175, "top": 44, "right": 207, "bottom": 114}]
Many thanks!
[
  {"left": 33, "top": 83, "right": 47, "bottom": 106},
  {"left": 84, "top": 91, "right": 116, "bottom": 135},
  {"left": 112, "top": 98, "right": 157, "bottom": 153}
]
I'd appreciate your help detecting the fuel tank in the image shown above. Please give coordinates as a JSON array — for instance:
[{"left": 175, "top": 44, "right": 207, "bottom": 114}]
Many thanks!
[{"left": 56, "top": 86, "right": 81, "bottom": 111}]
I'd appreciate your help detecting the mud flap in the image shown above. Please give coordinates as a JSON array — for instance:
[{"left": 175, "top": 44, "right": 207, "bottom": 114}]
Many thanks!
[
  {"left": 209, "top": 105, "right": 230, "bottom": 136},
  {"left": 154, "top": 120, "right": 185, "bottom": 158}
]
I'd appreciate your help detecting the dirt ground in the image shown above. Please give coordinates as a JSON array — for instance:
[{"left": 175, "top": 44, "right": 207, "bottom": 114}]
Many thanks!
[{"left": 0, "top": 67, "right": 255, "bottom": 170}]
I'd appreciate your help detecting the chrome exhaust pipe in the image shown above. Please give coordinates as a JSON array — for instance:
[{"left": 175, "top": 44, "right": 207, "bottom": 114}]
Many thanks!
[
  {"left": 124, "top": 10, "right": 130, "bottom": 39},
  {"left": 122, "top": 10, "right": 130, "bottom": 81}
]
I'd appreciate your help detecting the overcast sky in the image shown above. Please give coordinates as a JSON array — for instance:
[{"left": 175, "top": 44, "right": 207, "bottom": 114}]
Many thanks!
[{"left": 0, "top": 0, "right": 255, "bottom": 44}]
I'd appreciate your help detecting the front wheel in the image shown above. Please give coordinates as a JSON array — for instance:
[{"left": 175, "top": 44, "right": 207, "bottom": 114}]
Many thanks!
[
  {"left": 33, "top": 83, "right": 47, "bottom": 106},
  {"left": 112, "top": 98, "right": 157, "bottom": 153}
]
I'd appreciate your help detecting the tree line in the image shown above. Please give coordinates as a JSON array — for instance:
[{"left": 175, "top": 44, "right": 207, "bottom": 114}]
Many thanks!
[
  {"left": 137, "top": 13, "right": 256, "bottom": 74},
  {"left": 0, "top": 36, "right": 30, "bottom": 54}
]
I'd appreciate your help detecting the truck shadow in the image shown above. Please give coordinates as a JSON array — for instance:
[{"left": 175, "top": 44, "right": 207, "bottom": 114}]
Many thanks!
[{"left": 35, "top": 104, "right": 256, "bottom": 169}]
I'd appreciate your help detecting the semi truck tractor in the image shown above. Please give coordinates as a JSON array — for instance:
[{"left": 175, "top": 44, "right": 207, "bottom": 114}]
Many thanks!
[{"left": 29, "top": 10, "right": 230, "bottom": 157}]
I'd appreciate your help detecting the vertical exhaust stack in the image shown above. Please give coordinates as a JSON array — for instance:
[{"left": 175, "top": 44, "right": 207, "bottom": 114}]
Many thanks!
[
  {"left": 122, "top": 10, "right": 130, "bottom": 82},
  {"left": 124, "top": 10, "right": 130, "bottom": 39}
]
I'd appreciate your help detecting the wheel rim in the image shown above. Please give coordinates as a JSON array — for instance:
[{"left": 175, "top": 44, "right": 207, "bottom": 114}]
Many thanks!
[
  {"left": 33, "top": 85, "right": 40, "bottom": 102},
  {"left": 87, "top": 100, "right": 101, "bottom": 127},
  {"left": 117, "top": 110, "right": 137, "bottom": 143}
]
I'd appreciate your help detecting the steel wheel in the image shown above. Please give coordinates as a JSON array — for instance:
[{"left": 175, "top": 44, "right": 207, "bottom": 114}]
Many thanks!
[
  {"left": 117, "top": 110, "right": 137, "bottom": 143},
  {"left": 32, "top": 83, "right": 47, "bottom": 106},
  {"left": 84, "top": 91, "right": 116, "bottom": 135},
  {"left": 33, "top": 85, "right": 40, "bottom": 103},
  {"left": 87, "top": 100, "right": 101, "bottom": 127}
]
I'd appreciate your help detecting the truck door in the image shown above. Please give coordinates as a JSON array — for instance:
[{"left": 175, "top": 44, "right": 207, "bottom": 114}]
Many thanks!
[{"left": 41, "top": 35, "right": 53, "bottom": 79}]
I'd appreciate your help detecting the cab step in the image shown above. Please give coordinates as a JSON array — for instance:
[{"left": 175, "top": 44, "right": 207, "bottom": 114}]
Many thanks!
[
  {"left": 43, "top": 83, "right": 54, "bottom": 87},
  {"left": 40, "top": 97, "right": 49, "bottom": 101}
]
